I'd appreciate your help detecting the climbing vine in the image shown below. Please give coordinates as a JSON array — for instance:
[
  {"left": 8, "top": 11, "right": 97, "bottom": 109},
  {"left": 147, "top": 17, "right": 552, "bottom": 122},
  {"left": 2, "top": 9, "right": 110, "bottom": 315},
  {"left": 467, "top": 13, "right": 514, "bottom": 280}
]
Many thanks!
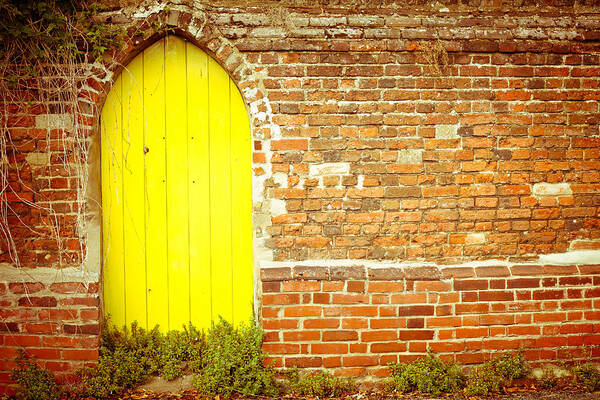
[{"left": 0, "top": 0, "right": 122, "bottom": 270}]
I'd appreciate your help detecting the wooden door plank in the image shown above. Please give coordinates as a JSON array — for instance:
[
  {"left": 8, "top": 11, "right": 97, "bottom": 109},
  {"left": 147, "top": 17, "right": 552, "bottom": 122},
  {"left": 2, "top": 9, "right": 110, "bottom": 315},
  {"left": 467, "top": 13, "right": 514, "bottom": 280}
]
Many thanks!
[
  {"left": 102, "top": 76, "right": 126, "bottom": 328},
  {"left": 187, "top": 42, "right": 212, "bottom": 329},
  {"left": 230, "top": 83, "right": 254, "bottom": 325},
  {"left": 122, "top": 54, "right": 147, "bottom": 328},
  {"left": 143, "top": 38, "right": 169, "bottom": 331},
  {"left": 208, "top": 57, "right": 233, "bottom": 323},
  {"left": 165, "top": 36, "right": 191, "bottom": 330}
]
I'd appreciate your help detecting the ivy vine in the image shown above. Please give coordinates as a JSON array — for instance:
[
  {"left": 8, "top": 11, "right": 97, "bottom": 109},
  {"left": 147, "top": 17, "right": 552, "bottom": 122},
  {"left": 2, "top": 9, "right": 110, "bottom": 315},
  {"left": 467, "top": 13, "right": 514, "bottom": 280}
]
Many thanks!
[
  {"left": 0, "top": 0, "right": 123, "bottom": 269},
  {"left": 0, "top": 0, "right": 122, "bottom": 66}
]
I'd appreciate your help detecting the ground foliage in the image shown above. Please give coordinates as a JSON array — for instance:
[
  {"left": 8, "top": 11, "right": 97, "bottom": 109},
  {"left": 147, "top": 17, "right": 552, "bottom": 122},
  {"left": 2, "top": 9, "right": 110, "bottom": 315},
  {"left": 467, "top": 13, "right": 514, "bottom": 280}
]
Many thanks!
[
  {"left": 10, "top": 330, "right": 600, "bottom": 400},
  {"left": 9, "top": 349, "right": 60, "bottom": 400},
  {"left": 570, "top": 362, "right": 600, "bottom": 392},
  {"left": 286, "top": 369, "right": 357, "bottom": 397},
  {"left": 76, "top": 320, "right": 206, "bottom": 397},
  {"left": 465, "top": 352, "right": 531, "bottom": 396},
  {"left": 192, "top": 318, "right": 278, "bottom": 397},
  {"left": 387, "top": 352, "right": 466, "bottom": 395}
]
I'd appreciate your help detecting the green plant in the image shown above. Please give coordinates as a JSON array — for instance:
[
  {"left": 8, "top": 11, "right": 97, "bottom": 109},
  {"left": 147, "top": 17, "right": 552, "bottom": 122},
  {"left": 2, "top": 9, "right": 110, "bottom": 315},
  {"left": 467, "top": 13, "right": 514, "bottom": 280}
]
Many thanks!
[
  {"left": 387, "top": 352, "right": 466, "bottom": 394},
  {"left": 0, "top": 0, "right": 122, "bottom": 66},
  {"left": 0, "top": 0, "right": 125, "bottom": 274},
  {"left": 160, "top": 325, "right": 205, "bottom": 380},
  {"left": 466, "top": 351, "right": 530, "bottom": 395},
  {"left": 193, "top": 317, "right": 278, "bottom": 397},
  {"left": 466, "top": 362, "right": 504, "bottom": 396},
  {"left": 493, "top": 351, "right": 530, "bottom": 382},
  {"left": 536, "top": 366, "right": 559, "bottom": 389},
  {"left": 77, "top": 319, "right": 206, "bottom": 397},
  {"left": 287, "top": 368, "right": 357, "bottom": 397},
  {"left": 570, "top": 362, "right": 600, "bottom": 392},
  {"left": 10, "top": 349, "right": 60, "bottom": 400}
]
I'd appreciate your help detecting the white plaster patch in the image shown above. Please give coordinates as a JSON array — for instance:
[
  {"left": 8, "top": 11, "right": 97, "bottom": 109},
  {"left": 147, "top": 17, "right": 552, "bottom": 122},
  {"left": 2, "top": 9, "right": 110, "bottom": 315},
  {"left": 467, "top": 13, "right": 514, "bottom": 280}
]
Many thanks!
[
  {"left": 532, "top": 183, "right": 572, "bottom": 197},
  {"left": 253, "top": 174, "right": 268, "bottom": 203},
  {"left": 0, "top": 264, "right": 99, "bottom": 283},
  {"left": 397, "top": 149, "right": 423, "bottom": 163},
  {"left": 270, "top": 124, "right": 282, "bottom": 139},
  {"left": 356, "top": 175, "right": 364, "bottom": 189},
  {"left": 272, "top": 172, "right": 288, "bottom": 188},
  {"left": 259, "top": 249, "right": 600, "bottom": 269},
  {"left": 309, "top": 162, "right": 350, "bottom": 177},
  {"left": 243, "top": 87, "right": 259, "bottom": 100},
  {"left": 435, "top": 124, "right": 459, "bottom": 139},
  {"left": 465, "top": 233, "right": 486, "bottom": 245},
  {"left": 25, "top": 152, "right": 49, "bottom": 167},
  {"left": 270, "top": 199, "right": 287, "bottom": 216},
  {"left": 539, "top": 250, "right": 600, "bottom": 265},
  {"left": 36, "top": 114, "right": 74, "bottom": 131},
  {"left": 132, "top": 4, "right": 164, "bottom": 18}
]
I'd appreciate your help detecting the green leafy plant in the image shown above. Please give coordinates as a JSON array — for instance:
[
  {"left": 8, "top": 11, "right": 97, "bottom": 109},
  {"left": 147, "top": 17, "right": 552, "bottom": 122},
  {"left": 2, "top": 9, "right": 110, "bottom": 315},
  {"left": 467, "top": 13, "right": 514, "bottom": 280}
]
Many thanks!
[
  {"left": 466, "top": 351, "right": 530, "bottom": 395},
  {"left": 493, "top": 350, "right": 530, "bottom": 382},
  {"left": 570, "top": 362, "right": 600, "bottom": 392},
  {"left": 536, "top": 366, "right": 559, "bottom": 389},
  {"left": 466, "top": 362, "right": 504, "bottom": 396},
  {"left": 387, "top": 352, "right": 466, "bottom": 394},
  {"left": 0, "top": 0, "right": 122, "bottom": 67},
  {"left": 77, "top": 319, "right": 206, "bottom": 397},
  {"left": 0, "top": 0, "right": 124, "bottom": 272},
  {"left": 287, "top": 368, "right": 357, "bottom": 397},
  {"left": 193, "top": 317, "right": 278, "bottom": 397},
  {"left": 10, "top": 349, "right": 60, "bottom": 400},
  {"left": 160, "top": 325, "right": 206, "bottom": 380}
]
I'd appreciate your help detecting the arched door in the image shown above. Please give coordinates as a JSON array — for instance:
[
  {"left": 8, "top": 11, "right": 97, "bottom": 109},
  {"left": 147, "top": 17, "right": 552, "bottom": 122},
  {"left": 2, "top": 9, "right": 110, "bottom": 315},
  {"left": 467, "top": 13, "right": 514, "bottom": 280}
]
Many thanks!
[{"left": 101, "top": 36, "right": 253, "bottom": 331}]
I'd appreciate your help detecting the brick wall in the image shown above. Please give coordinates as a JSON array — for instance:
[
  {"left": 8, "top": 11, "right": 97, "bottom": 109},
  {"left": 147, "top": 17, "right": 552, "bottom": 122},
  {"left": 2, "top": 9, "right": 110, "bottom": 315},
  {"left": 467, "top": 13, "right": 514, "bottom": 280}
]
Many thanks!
[
  {"left": 1, "top": 0, "right": 600, "bottom": 393},
  {"left": 260, "top": 263, "right": 600, "bottom": 378},
  {"left": 0, "top": 281, "right": 100, "bottom": 386}
]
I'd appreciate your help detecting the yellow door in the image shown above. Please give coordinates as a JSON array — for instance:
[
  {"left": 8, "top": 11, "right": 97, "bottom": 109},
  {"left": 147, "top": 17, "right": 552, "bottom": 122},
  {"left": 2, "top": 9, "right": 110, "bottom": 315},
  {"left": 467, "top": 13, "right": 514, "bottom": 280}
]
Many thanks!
[{"left": 101, "top": 36, "right": 253, "bottom": 332}]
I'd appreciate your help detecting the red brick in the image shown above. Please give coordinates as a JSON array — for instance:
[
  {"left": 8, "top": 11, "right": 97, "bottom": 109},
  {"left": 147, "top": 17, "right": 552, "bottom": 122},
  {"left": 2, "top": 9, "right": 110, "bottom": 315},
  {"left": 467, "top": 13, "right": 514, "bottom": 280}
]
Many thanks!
[
  {"left": 8, "top": 282, "right": 45, "bottom": 294},
  {"left": 283, "top": 331, "right": 320, "bottom": 341},
  {"left": 284, "top": 306, "right": 321, "bottom": 317},
  {"left": 49, "top": 282, "right": 87, "bottom": 294},
  {"left": 304, "top": 318, "right": 339, "bottom": 329},
  {"left": 263, "top": 343, "right": 302, "bottom": 355},
  {"left": 342, "top": 355, "right": 378, "bottom": 367},
  {"left": 17, "top": 297, "right": 57, "bottom": 307},
  {"left": 480, "top": 314, "right": 514, "bottom": 325},
  {"left": 331, "top": 294, "right": 368, "bottom": 304},
  {"left": 322, "top": 330, "right": 358, "bottom": 341},
  {"left": 262, "top": 319, "right": 298, "bottom": 330},
  {"left": 61, "top": 349, "right": 98, "bottom": 361},
  {"left": 371, "top": 342, "right": 406, "bottom": 353},
  {"left": 398, "top": 305, "right": 434, "bottom": 316},
  {"left": 312, "top": 343, "right": 348, "bottom": 354},
  {"left": 361, "top": 330, "right": 397, "bottom": 342},
  {"left": 285, "top": 357, "right": 322, "bottom": 368},
  {"left": 368, "top": 281, "right": 403, "bottom": 292},
  {"left": 454, "top": 280, "right": 488, "bottom": 291},
  {"left": 507, "top": 278, "right": 540, "bottom": 289},
  {"left": 263, "top": 293, "right": 300, "bottom": 305}
]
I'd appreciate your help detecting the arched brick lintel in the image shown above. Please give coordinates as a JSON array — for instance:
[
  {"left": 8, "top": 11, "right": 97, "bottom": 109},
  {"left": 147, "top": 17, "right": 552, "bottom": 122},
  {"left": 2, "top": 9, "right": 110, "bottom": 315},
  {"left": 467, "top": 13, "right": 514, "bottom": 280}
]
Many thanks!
[{"left": 95, "top": 7, "right": 266, "bottom": 121}]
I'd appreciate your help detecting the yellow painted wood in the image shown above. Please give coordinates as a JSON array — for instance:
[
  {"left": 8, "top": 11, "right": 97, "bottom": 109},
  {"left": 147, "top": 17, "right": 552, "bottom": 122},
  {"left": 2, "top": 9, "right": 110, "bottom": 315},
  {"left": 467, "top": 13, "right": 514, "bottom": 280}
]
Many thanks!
[
  {"left": 208, "top": 58, "right": 233, "bottom": 323},
  {"left": 230, "top": 83, "right": 254, "bottom": 324},
  {"left": 122, "top": 54, "right": 147, "bottom": 328},
  {"left": 187, "top": 43, "right": 213, "bottom": 328},
  {"left": 102, "top": 36, "right": 253, "bottom": 332},
  {"left": 102, "top": 76, "right": 125, "bottom": 328},
  {"left": 165, "top": 36, "right": 190, "bottom": 331},
  {"left": 142, "top": 39, "right": 169, "bottom": 330}
]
